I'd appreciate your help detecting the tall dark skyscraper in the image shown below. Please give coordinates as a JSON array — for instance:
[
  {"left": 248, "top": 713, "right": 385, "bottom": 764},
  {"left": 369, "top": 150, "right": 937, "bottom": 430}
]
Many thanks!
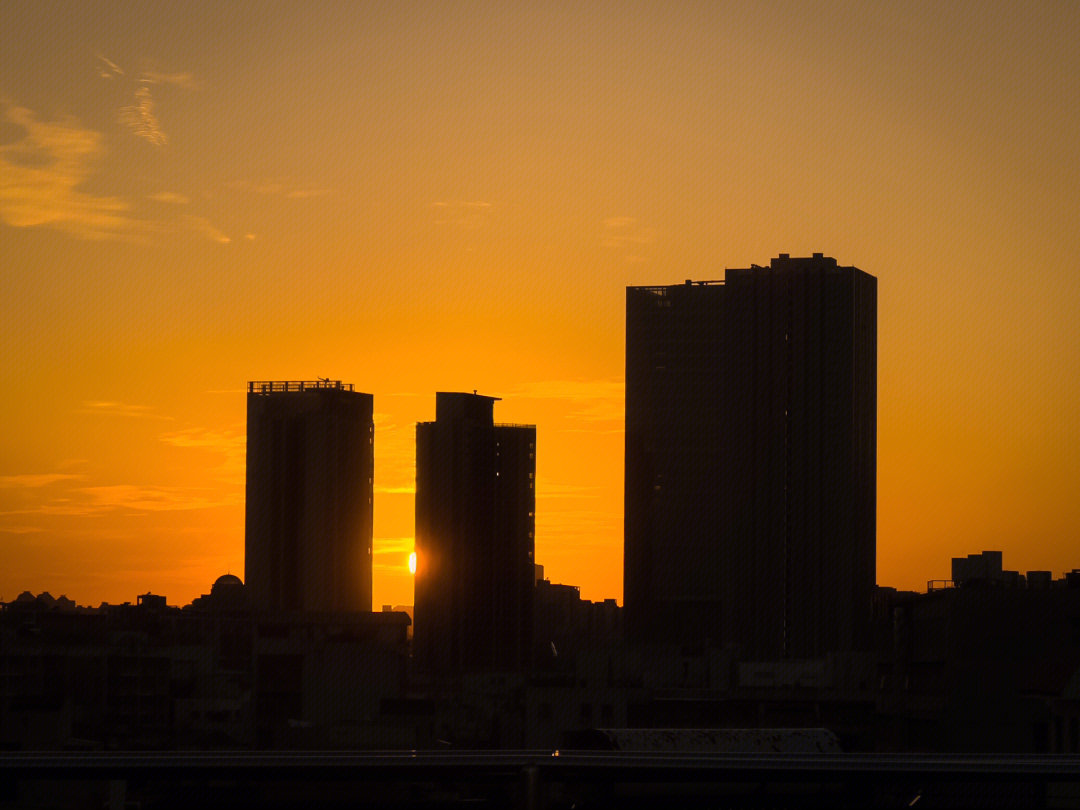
[
  {"left": 414, "top": 392, "right": 535, "bottom": 673},
  {"left": 245, "top": 380, "right": 373, "bottom": 613},
  {"left": 625, "top": 254, "right": 876, "bottom": 658}
]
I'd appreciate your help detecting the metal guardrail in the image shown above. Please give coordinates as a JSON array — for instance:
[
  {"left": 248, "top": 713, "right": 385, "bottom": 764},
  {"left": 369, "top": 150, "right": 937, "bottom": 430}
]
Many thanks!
[
  {"left": 629, "top": 281, "right": 726, "bottom": 295},
  {"left": 248, "top": 380, "right": 354, "bottom": 393}
]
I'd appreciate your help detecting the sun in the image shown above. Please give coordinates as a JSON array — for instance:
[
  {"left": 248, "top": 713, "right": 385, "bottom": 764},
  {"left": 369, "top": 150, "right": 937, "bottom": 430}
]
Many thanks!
[{"left": 408, "top": 551, "right": 416, "bottom": 575}]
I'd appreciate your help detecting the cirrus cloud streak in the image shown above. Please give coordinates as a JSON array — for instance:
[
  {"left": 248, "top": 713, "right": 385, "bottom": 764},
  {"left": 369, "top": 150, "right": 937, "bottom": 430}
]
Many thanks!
[
  {"left": 1, "top": 103, "right": 232, "bottom": 244},
  {"left": 0, "top": 104, "right": 140, "bottom": 240}
]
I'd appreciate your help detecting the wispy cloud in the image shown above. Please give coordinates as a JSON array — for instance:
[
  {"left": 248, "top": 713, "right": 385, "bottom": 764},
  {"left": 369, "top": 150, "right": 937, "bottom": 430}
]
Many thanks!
[
  {"left": 96, "top": 55, "right": 124, "bottom": 78},
  {"left": 99, "top": 57, "right": 198, "bottom": 146},
  {"left": 141, "top": 71, "right": 198, "bottom": 90},
  {"left": 0, "top": 484, "right": 241, "bottom": 517},
  {"left": 158, "top": 427, "right": 246, "bottom": 486},
  {"left": 431, "top": 200, "right": 494, "bottom": 228},
  {"left": 0, "top": 431, "right": 243, "bottom": 520},
  {"left": 373, "top": 537, "right": 415, "bottom": 575},
  {"left": 602, "top": 216, "right": 657, "bottom": 244},
  {"left": 148, "top": 191, "right": 189, "bottom": 204},
  {"left": 0, "top": 525, "right": 45, "bottom": 534},
  {"left": 159, "top": 427, "right": 245, "bottom": 483},
  {"left": 507, "top": 380, "right": 624, "bottom": 423},
  {"left": 0, "top": 103, "right": 141, "bottom": 240},
  {"left": 286, "top": 188, "right": 331, "bottom": 199},
  {"left": 0, "top": 474, "right": 84, "bottom": 489},
  {"left": 76, "top": 401, "right": 173, "bottom": 420},
  {"left": 373, "top": 411, "right": 417, "bottom": 494},
  {"left": 119, "top": 85, "right": 167, "bottom": 145},
  {"left": 601, "top": 216, "right": 657, "bottom": 260},
  {"left": 158, "top": 428, "right": 244, "bottom": 452},
  {"left": 77, "top": 484, "right": 240, "bottom": 513},
  {"left": 228, "top": 180, "right": 332, "bottom": 199},
  {"left": 182, "top": 214, "right": 230, "bottom": 244},
  {"left": 374, "top": 537, "right": 415, "bottom": 555},
  {"left": 0, "top": 102, "right": 231, "bottom": 243}
]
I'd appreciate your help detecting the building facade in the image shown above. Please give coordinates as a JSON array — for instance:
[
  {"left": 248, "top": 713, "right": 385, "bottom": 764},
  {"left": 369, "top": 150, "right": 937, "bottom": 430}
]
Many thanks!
[
  {"left": 414, "top": 392, "right": 535, "bottom": 673},
  {"left": 245, "top": 380, "right": 373, "bottom": 613},
  {"left": 625, "top": 254, "right": 876, "bottom": 658}
]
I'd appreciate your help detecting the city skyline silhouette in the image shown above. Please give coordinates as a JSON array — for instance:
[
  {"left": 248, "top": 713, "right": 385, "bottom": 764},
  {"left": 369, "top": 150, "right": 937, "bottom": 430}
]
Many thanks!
[
  {"left": 4, "top": 5, "right": 1080, "bottom": 804},
  {"left": 7, "top": 257, "right": 1080, "bottom": 804},
  {"left": 3, "top": 2, "right": 1079, "bottom": 616}
]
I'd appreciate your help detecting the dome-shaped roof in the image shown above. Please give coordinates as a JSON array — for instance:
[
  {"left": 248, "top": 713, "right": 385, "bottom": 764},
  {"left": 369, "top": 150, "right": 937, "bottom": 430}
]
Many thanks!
[{"left": 213, "top": 574, "right": 244, "bottom": 588}]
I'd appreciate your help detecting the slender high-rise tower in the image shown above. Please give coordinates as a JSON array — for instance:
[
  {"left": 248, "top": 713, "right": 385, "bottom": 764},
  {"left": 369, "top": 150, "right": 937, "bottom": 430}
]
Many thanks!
[
  {"left": 245, "top": 380, "right": 373, "bottom": 613},
  {"left": 414, "top": 392, "right": 535, "bottom": 673},
  {"left": 625, "top": 254, "right": 876, "bottom": 658}
]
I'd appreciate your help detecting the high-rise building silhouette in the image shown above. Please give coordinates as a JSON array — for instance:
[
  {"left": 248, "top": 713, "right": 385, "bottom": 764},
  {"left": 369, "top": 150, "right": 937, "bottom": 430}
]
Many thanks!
[
  {"left": 245, "top": 380, "right": 373, "bottom": 612},
  {"left": 625, "top": 254, "right": 876, "bottom": 658},
  {"left": 414, "top": 392, "right": 535, "bottom": 673}
]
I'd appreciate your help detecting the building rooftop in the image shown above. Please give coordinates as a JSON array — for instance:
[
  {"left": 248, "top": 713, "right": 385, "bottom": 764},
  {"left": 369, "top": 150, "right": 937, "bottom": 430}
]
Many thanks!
[
  {"left": 248, "top": 380, "right": 354, "bottom": 394},
  {"left": 629, "top": 255, "right": 864, "bottom": 294}
]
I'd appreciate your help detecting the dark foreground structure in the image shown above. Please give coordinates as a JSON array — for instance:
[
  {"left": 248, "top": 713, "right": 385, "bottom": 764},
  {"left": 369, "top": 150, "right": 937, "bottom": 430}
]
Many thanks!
[
  {"left": 625, "top": 254, "right": 876, "bottom": 658},
  {"left": 245, "top": 380, "right": 374, "bottom": 613},
  {"left": 5, "top": 750, "right": 1080, "bottom": 809},
  {"left": 414, "top": 392, "right": 536, "bottom": 675}
]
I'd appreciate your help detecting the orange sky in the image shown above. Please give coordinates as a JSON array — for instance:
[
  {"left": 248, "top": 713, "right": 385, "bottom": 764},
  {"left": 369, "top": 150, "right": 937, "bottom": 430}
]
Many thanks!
[{"left": 2, "top": 1, "right": 1079, "bottom": 608}]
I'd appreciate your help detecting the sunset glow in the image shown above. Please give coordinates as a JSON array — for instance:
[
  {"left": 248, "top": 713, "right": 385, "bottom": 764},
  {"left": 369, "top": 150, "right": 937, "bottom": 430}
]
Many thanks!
[{"left": 2, "top": 2, "right": 1079, "bottom": 610}]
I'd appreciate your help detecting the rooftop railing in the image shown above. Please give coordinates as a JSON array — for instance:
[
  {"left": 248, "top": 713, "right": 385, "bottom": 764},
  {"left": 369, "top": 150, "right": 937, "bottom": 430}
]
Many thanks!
[
  {"left": 248, "top": 380, "right": 353, "bottom": 394},
  {"left": 630, "top": 280, "right": 726, "bottom": 295}
]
